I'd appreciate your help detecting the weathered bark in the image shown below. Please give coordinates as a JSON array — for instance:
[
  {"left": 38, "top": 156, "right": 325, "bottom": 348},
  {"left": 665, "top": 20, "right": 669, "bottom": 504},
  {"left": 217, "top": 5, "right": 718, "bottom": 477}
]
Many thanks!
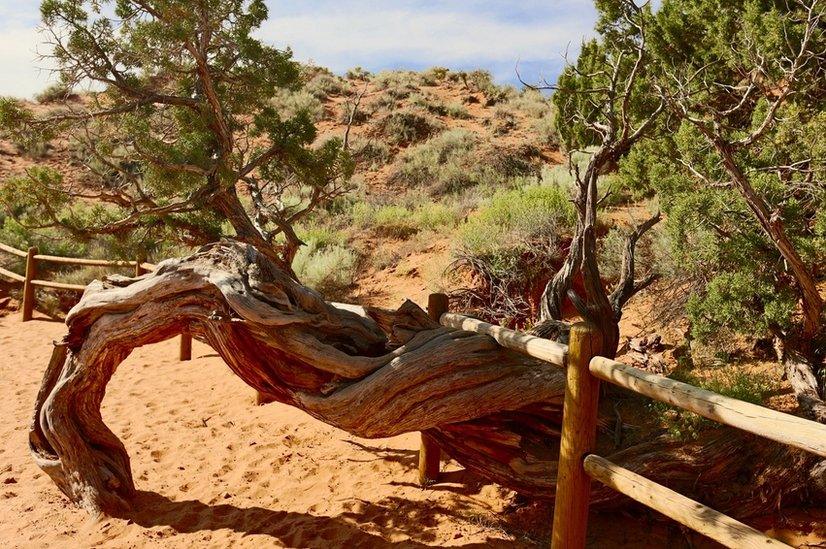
[
  {"left": 775, "top": 338, "right": 826, "bottom": 424},
  {"left": 30, "top": 240, "right": 822, "bottom": 518},
  {"left": 608, "top": 211, "right": 661, "bottom": 319}
]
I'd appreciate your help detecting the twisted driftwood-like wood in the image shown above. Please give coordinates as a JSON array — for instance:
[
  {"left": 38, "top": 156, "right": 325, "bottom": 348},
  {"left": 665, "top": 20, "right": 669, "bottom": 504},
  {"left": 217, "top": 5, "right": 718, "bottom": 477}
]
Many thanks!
[{"left": 30, "top": 240, "right": 821, "bottom": 517}]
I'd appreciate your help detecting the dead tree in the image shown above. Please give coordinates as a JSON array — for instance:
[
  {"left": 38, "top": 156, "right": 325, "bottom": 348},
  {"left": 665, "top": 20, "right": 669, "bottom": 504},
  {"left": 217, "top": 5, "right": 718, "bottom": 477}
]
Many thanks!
[{"left": 30, "top": 240, "right": 820, "bottom": 518}]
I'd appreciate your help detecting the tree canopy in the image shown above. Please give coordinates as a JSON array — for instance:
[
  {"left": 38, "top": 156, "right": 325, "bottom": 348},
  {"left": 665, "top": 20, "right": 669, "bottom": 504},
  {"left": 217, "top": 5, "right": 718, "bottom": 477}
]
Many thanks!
[{"left": 0, "top": 0, "right": 353, "bottom": 268}]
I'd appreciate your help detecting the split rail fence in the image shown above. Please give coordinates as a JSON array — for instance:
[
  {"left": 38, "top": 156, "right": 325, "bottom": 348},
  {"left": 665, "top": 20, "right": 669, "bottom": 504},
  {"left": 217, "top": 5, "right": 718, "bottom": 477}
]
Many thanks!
[
  {"left": 0, "top": 241, "right": 192, "bottom": 360},
  {"left": 424, "top": 293, "right": 826, "bottom": 549}
]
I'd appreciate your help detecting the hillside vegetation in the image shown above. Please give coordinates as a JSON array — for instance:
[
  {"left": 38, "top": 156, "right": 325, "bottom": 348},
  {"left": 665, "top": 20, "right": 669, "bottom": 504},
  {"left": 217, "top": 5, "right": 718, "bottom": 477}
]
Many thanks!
[{"left": 0, "top": 66, "right": 580, "bottom": 320}]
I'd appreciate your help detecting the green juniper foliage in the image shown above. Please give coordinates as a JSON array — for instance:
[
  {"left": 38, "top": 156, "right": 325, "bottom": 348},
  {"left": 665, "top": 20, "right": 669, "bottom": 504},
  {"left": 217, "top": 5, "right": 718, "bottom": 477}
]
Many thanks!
[
  {"left": 0, "top": 0, "right": 353, "bottom": 268},
  {"left": 616, "top": 0, "right": 826, "bottom": 349}
]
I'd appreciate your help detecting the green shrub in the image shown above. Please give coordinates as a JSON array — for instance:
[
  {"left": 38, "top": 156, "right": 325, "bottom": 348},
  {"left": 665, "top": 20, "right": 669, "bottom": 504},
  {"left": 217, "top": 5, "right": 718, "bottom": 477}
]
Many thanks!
[
  {"left": 452, "top": 182, "right": 576, "bottom": 323},
  {"left": 409, "top": 93, "right": 450, "bottom": 116},
  {"left": 371, "top": 70, "right": 421, "bottom": 100},
  {"left": 507, "top": 89, "right": 552, "bottom": 118},
  {"left": 297, "top": 225, "right": 347, "bottom": 249},
  {"left": 345, "top": 66, "right": 372, "bottom": 81},
  {"left": 305, "top": 72, "right": 350, "bottom": 99},
  {"left": 532, "top": 114, "right": 559, "bottom": 148},
  {"left": 350, "top": 138, "right": 392, "bottom": 168},
  {"left": 293, "top": 235, "right": 358, "bottom": 299},
  {"left": 445, "top": 102, "right": 470, "bottom": 119},
  {"left": 457, "top": 70, "right": 516, "bottom": 105},
  {"left": 457, "top": 183, "right": 576, "bottom": 271},
  {"left": 271, "top": 89, "right": 325, "bottom": 121},
  {"left": 422, "top": 66, "right": 450, "bottom": 83},
  {"left": 490, "top": 107, "right": 517, "bottom": 136},
  {"left": 339, "top": 102, "right": 372, "bottom": 125},
  {"left": 35, "top": 83, "right": 74, "bottom": 104},
  {"left": 351, "top": 201, "right": 459, "bottom": 239},
  {"left": 389, "top": 129, "right": 540, "bottom": 194},
  {"left": 374, "top": 109, "right": 444, "bottom": 145},
  {"left": 389, "top": 130, "right": 482, "bottom": 192}
]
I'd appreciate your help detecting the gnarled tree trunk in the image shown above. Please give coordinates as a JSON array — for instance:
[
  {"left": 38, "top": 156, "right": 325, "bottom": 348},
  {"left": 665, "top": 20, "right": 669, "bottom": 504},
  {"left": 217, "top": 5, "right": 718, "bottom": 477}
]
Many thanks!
[{"left": 30, "top": 240, "right": 821, "bottom": 518}]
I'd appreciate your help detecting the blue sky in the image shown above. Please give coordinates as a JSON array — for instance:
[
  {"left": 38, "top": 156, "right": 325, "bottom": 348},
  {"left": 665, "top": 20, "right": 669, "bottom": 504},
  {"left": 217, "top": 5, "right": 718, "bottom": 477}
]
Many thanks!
[{"left": 0, "top": 1, "right": 598, "bottom": 98}]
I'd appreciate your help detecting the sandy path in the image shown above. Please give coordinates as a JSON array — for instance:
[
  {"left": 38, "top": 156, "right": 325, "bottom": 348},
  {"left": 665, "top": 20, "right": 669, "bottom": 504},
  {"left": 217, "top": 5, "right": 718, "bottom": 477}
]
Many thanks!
[
  {"left": 1, "top": 314, "right": 543, "bottom": 547},
  {"left": 2, "top": 313, "right": 822, "bottom": 548}
]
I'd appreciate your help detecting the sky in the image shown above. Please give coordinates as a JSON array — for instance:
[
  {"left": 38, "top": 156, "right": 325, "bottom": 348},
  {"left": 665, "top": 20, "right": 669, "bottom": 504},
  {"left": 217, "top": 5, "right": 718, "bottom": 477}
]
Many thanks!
[{"left": 0, "top": 0, "right": 598, "bottom": 99}]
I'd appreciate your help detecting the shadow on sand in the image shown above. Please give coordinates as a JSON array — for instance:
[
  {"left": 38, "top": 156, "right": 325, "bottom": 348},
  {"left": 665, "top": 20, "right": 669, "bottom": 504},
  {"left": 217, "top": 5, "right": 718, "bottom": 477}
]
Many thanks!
[{"left": 117, "top": 490, "right": 532, "bottom": 548}]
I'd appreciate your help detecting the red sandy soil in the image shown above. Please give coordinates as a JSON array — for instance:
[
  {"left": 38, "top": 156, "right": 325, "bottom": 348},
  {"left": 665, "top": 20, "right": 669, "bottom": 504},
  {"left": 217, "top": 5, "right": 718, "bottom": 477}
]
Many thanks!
[{"left": 1, "top": 310, "right": 824, "bottom": 548}]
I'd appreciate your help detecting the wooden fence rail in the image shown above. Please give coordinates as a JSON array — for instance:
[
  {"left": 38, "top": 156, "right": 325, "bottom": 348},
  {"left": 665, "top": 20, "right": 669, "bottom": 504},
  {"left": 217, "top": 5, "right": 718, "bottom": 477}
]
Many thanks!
[
  {"left": 0, "top": 240, "right": 191, "bottom": 360},
  {"left": 431, "top": 293, "right": 823, "bottom": 549},
  {"left": 590, "top": 357, "right": 826, "bottom": 458}
]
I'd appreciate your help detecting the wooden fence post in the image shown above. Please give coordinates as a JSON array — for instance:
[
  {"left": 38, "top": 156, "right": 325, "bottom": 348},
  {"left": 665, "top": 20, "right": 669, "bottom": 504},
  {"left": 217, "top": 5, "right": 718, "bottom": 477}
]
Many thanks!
[
  {"left": 419, "top": 293, "right": 449, "bottom": 486},
  {"left": 179, "top": 329, "right": 192, "bottom": 361},
  {"left": 22, "top": 246, "right": 38, "bottom": 322},
  {"left": 551, "top": 322, "right": 603, "bottom": 549},
  {"left": 135, "top": 258, "right": 147, "bottom": 277}
]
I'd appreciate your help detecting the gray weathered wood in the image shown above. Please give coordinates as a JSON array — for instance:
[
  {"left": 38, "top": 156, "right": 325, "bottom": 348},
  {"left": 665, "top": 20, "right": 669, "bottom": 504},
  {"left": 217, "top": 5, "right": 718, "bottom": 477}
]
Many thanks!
[{"left": 28, "top": 240, "right": 822, "bottom": 519}]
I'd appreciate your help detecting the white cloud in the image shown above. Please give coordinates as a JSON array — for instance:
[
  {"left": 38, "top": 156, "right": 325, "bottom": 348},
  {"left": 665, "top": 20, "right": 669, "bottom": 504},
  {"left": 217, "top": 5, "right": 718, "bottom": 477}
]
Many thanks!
[
  {"left": 0, "top": 1, "right": 598, "bottom": 97},
  {"left": 259, "top": 5, "right": 595, "bottom": 78}
]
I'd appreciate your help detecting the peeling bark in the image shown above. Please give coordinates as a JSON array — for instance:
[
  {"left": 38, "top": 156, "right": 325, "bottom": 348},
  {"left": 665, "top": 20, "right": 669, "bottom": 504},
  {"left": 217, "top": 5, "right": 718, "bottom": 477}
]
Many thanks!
[{"left": 30, "top": 240, "right": 821, "bottom": 518}]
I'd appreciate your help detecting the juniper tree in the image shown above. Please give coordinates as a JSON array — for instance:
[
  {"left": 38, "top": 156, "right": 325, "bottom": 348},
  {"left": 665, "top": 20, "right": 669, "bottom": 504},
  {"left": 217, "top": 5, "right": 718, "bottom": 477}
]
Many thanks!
[
  {"left": 0, "top": 0, "right": 353, "bottom": 269},
  {"left": 621, "top": 0, "right": 826, "bottom": 420},
  {"left": 534, "top": 0, "right": 664, "bottom": 355}
]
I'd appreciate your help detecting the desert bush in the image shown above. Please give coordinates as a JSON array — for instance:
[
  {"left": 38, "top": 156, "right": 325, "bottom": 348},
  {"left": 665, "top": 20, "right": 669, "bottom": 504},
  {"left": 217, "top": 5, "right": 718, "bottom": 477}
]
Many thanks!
[
  {"left": 507, "top": 89, "right": 552, "bottom": 118},
  {"left": 271, "top": 89, "right": 325, "bottom": 121},
  {"left": 351, "top": 201, "right": 460, "bottom": 239},
  {"left": 373, "top": 109, "right": 444, "bottom": 146},
  {"left": 445, "top": 102, "right": 470, "bottom": 119},
  {"left": 408, "top": 95, "right": 469, "bottom": 119},
  {"left": 458, "top": 183, "right": 575, "bottom": 268},
  {"left": 453, "top": 182, "right": 576, "bottom": 324},
  {"left": 16, "top": 137, "right": 50, "bottom": 158},
  {"left": 349, "top": 138, "right": 392, "bottom": 168},
  {"left": 532, "top": 114, "right": 559, "bottom": 148},
  {"left": 293, "top": 233, "right": 358, "bottom": 299},
  {"left": 338, "top": 101, "right": 373, "bottom": 125},
  {"left": 305, "top": 71, "right": 350, "bottom": 99},
  {"left": 389, "top": 130, "right": 484, "bottom": 192},
  {"left": 371, "top": 71, "right": 421, "bottom": 100},
  {"left": 35, "top": 83, "right": 74, "bottom": 104},
  {"left": 422, "top": 66, "right": 450, "bottom": 83},
  {"left": 490, "top": 107, "right": 517, "bottom": 136},
  {"left": 478, "top": 143, "right": 542, "bottom": 179},
  {"left": 345, "top": 66, "right": 372, "bottom": 81},
  {"left": 389, "top": 129, "right": 540, "bottom": 194},
  {"left": 454, "top": 70, "right": 516, "bottom": 105}
]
